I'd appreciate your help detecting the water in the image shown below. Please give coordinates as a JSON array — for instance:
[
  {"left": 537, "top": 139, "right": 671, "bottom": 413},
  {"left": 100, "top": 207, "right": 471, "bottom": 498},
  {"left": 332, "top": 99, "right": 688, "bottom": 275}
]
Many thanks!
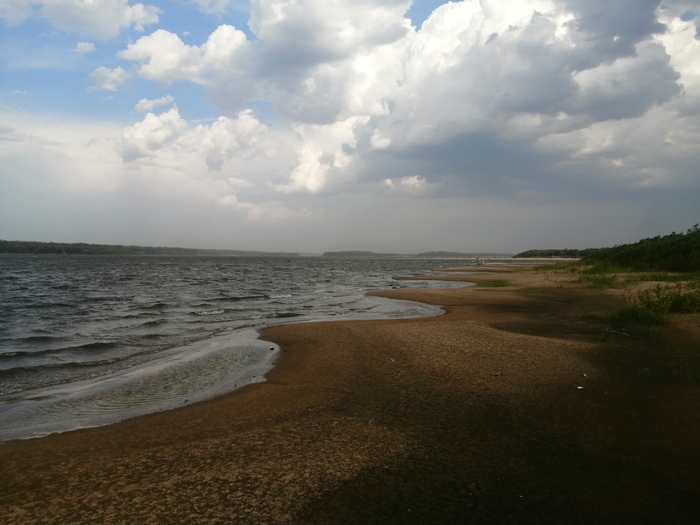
[{"left": 0, "top": 255, "right": 471, "bottom": 441}]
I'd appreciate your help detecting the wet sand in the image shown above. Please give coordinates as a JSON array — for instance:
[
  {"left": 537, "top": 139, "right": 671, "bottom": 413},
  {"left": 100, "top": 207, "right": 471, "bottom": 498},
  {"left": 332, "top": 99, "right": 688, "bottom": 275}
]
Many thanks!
[{"left": 2, "top": 266, "right": 700, "bottom": 523}]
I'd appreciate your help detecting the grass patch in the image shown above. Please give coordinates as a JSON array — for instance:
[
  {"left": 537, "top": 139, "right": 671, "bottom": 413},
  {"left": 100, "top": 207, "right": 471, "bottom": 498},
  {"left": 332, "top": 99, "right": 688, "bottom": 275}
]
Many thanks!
[
  {"left": 644, "top": 272, "right": 700, "bottom": 282},
  {"left": 537, "top": 261, "right": 630, "bottom": 277},
  {"left": 614, "top": 284, "right": 700, "bottom": 325},
  {"left": 578, "top": 263, "right": 630, "bottom": 275},
  {"left": 477, "top": 280, "right": 511, "bottom": 287},
  {"left": 615, "top": 306, "right": 668, "bottom": 325},
  {"left": 539, "top": 261, "right": 700, "bottom": 291},
  {"left": 579, "top": 274, "right": 625, "bottom": 289},
  {"left": 536, "top": 261, "right": 584, "bottom": 272},
  {"left": 634, "top": 272, "right": 700, "bottom": 288}
]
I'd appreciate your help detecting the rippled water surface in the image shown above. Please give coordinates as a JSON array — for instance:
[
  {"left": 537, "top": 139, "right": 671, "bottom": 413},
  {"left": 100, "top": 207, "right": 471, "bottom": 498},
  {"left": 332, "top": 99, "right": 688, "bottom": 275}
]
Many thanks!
[{"left": 0, "top": 255, "right": 470, "bottom": 440}]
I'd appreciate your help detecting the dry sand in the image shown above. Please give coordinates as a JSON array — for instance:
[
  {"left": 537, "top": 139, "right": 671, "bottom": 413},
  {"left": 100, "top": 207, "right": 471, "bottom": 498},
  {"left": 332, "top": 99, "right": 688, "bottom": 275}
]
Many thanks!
[{"left": 2, "top": 266, "right": 700, "bottom": 524}]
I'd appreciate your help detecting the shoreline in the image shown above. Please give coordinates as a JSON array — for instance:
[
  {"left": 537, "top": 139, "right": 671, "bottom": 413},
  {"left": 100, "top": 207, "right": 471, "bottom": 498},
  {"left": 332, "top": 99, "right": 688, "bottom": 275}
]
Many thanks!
[
  {"left": 1, "top": 266, "right": 699, "bottom": 523},
  {"left": 0, "top": 279, "right": 446, "bottom": 443}
]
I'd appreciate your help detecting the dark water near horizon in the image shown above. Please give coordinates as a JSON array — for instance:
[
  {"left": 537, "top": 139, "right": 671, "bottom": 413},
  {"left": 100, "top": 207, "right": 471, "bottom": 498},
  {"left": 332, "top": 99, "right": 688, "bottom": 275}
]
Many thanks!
[{"left": 0, "top": 255, "right": 473, "bottom": 441}]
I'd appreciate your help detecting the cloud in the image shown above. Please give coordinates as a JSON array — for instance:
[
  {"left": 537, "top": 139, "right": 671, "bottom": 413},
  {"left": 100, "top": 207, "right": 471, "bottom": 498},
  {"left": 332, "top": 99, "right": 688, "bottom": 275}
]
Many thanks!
[
  {"left": 88, "top": 66, "right": 129, "bottom": 91},
  {"left": 194, "top": 111, "right": 271, "bottom": 171},
  {"left": 120, "top": 106, "right": 187, "bottom": 162},
  {"left": 568, "top": 40, "right": 680, "bottom": 120},
  {"left": 259, "top": 0, "right": 691, "bottom": 200},
  {"left": 74, "top": 42, "right": 96, "bottom": 55},
  {"left": 99, "top": 0, "right": 698, "bottom": 205},
  {"left": 271, "top": 118, "right": 363, "bottom": 193},
  {"left": 189, "top": 0, "right": 231, "bottom": 15},
  {"left": 562, "top": 0, "right": 666, "bottom": 67},
  {"left": 220, "top": 194, "right": 315, "bottom": 222},
  {"left": 1, "top": 0, "right": 160, "bottom": 39},
  {"left": 0, "top": 107, "right": 309, "bottom": 253},
  {"left": 5, "top": 0, "right": 700, "bottom": 251},
  {"left": 135, "top": 95, "right": 174, "bottom": 112},
  {"left": 383, "top": 175, "right": 430, "bottom": 196},
  {"left": 248, "top": 0, "right": 411, "bottom": 71},
  {"left": 120, "top": 106, "right": 274, "bottom": 171},
  {"left": 0, "top": 0, "right": 34, "bottom": 24},
  {"left": 118, "top": 25, "right": 249, "bottom": 85}
]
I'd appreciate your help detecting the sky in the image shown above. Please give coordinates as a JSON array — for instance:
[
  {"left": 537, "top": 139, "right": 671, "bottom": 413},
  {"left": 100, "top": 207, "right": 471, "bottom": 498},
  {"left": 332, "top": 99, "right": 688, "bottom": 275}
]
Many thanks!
[{"left": 1, "top": 0, "right": 699, "bottom": 254}]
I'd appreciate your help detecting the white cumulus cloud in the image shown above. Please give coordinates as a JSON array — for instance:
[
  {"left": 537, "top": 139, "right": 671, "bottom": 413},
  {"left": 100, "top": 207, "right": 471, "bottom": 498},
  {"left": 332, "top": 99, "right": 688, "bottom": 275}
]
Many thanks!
[
  {"left": 88, "top": 66, "right": 129, "bottom": 91},
  {"left": 73, "top": 42, "right": 96, "bottom": 55},
  {"left": 120, "top": 106, "right": 274, "bottom": 173},
  {"left": 118, "top": 25, "right": 249, "bottom": 85},
  {"left": 135, "top": 95, "right": 175, "bottom": 112}
]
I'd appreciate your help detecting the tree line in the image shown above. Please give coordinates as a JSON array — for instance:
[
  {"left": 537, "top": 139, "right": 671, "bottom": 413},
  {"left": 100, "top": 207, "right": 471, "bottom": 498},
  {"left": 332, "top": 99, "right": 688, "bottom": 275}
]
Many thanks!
[
  {"left": 0, "top": 240, "right": 298, "bottom": 257},
  {"left": 583, "top": 224, "right": 700, "bottom": 272},
  {"left": 513, "top": 249, "right": 590, "bottom": 258},
  {"left": 515, "top": 224, "right": 700, "bottom": 272}
]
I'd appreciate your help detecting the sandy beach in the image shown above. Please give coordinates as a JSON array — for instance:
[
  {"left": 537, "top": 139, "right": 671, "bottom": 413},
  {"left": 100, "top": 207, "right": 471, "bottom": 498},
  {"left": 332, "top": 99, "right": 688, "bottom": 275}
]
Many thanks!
[{"left": 2, "top": 266, "right": 700, "bottom": 524}]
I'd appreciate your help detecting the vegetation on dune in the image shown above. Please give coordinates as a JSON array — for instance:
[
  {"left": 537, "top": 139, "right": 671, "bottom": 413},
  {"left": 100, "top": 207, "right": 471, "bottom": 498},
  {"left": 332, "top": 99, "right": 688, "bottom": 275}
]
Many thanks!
[
  {"left": 616, "top": 284, "right": 700, "bottom": 325},
  {"left": 523, "top": 224, "right": 700, "bottom": 273},
  {"left": 584, "top": 224, "right": 700, "bottom": 272},
  {"left": 529, "top": 226, "right": 700, "bottom": 327}
]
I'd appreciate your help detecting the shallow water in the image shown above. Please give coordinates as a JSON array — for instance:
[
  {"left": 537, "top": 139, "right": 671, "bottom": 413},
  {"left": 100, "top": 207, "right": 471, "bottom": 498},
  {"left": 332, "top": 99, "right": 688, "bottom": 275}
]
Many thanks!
[{"left": 0, "top": 255, "right": 472, "bottom": 441}]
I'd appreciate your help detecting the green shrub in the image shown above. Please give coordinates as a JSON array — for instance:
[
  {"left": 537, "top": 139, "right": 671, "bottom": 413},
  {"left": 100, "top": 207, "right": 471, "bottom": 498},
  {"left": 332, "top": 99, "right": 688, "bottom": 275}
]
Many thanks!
[
  {"left": 536, "top": 261, "right": 583, "bottom": 272},
  {"left": 579, "top": 275, "right": 623, "bottom": 289},
  {"left": 635, "top": 284, "right": 678, "bottom": 312},
  {"left": 615, "top": 306, "right": 668, "bottom": 325},
  {"left": 642, "top": 272, "right": 700, "bottom": 283},
  {"left": 579, "top": 264, "right": 629, "bottom": 275},
  {"left": 670, "top": 291, "right": 700, "bottom": 312},
  {"left": 616, "top": 284, "right": 700, "bottom": 325}
]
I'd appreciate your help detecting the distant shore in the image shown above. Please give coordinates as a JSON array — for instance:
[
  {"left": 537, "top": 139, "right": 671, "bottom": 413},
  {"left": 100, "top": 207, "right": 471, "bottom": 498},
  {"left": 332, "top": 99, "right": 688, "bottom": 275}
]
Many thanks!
[{"left": 1, "top": 265, "right": 699, "bottom": 523}]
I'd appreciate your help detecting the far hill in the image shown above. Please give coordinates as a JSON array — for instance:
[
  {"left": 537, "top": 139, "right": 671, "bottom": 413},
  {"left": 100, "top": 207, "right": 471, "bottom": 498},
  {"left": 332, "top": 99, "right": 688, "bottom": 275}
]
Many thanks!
[
  {"left": 322, "top": 251, "right": 512, "bottom": 258},
  {"left": 0, "top": 240, "right": 300, "bottom": 257},
  {"left": 513, "top": 249, "right": 590, "bottom": 258},
  {"left": 414, "top": 251, "right": 512, "bottom": 258}
]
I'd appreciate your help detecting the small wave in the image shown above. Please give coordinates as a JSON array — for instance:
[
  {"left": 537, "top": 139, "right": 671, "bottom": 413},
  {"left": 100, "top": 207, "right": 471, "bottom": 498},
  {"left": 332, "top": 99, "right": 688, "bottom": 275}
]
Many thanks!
[
  {"left": 0, "top": 341, "right": 118, "bottom": 361},
  {"left": 118, "top": 313, "right": 150, "bottom": 320},
  {"left": 1, "top": 346, "right": 65, "bottom": 359},
  {"left": 269, "top": 312, "right": 303, "bottom": 318},
  {"left": 140, "top": 319, "right": 168, "bottom": 326},
  {"left": 0, "top": 355, "right": 129, "bottom": 376},
  {"left": 208, "top": 295, "right": 268, "bottom": 303},
  {"left": 20, "top": 335, "right": 64, "bottom": 344},
  {"left": 29, "top": 302, "right": 75, "bottom": 309},
  {"left": 139, "top": 302, "right": 170, "bottom": 310},
  {"left": 193, "top": 309, "right": 225, "bottom": 316},
  {"left": 269, "top": 294, "right": 293, "bottom": 299},
  {"left": 71, "top": 341, "right": 118, "bottom": 352}
]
